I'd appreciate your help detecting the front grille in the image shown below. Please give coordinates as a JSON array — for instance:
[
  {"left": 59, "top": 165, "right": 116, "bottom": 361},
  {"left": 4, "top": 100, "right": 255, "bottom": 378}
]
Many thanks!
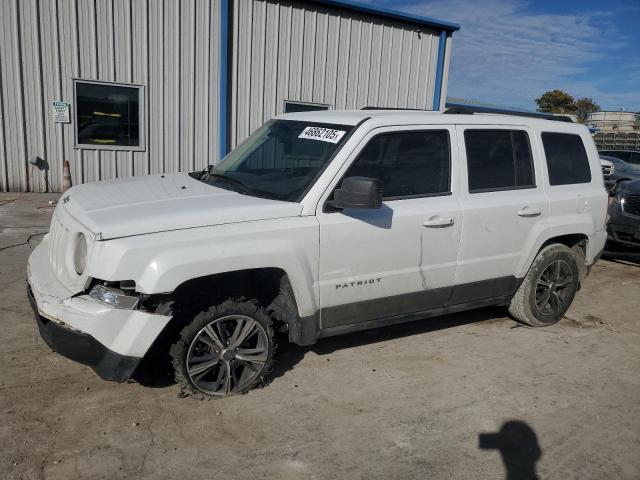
[
  {"left": 47, "top": 210, "right": 71, "bottom": 280},
  {"left": 601, "top": 165, "right": 612, "bottom": 175},
  {"left": 623, "top": 194, "right": 640, "bottom": 216},
  {"left": 616, "top": 231, "right": 636, "bottom": 243}
]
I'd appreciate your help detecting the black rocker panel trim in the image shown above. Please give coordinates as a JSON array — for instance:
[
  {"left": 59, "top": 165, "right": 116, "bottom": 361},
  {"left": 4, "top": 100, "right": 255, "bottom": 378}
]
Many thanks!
[
  {"left": 321, "top": 286, "right": 451, "bottom": 329},
  {"left": 288, "top": 276, "right": 521, "bottom": 345},
  {"left": 318, "top": 296, "right": 510, "bottom": 340},
  {"left": 321, "top": 276, "right": 520, "bottom": 329},
  {"left": 448, "top": 276, "right": 521, "bottom": 305}
]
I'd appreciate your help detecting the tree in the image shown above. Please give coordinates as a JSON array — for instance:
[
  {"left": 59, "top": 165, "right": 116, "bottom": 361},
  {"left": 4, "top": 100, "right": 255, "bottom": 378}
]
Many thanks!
[
  {"left": 535, "top": 90, "right": 575, "bottom": 114},
  {"left": 574, "top": 97, "right": 600, "bottom": 121}
]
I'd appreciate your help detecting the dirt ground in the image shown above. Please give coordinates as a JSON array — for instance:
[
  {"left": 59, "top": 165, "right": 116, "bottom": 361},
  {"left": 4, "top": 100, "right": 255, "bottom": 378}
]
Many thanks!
[{"left": 1, "top": 193, "right": 639, "bottom": 480}]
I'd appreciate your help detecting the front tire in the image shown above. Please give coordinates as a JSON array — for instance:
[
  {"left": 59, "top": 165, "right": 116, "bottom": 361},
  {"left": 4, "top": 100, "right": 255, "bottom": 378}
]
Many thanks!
[
  {"left": 508, "top": 244, "right": 580, "bottom": 327},
  {"left": 170, "top": 299, "right": 275, "bottom": 398}
]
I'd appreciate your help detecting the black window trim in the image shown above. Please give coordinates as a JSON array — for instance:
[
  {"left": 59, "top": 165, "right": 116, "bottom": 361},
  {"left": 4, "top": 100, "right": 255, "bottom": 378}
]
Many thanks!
[
  {"left": 464, "top": 128, "right": 537, "bottom": 194},
  {"left": 284, "top": 100, "right": 331, "bottom": 113},
  {"left": 325, "top": 128, "right": 453, "bottom": 211},
  {"left": 541, "top": 131, "right": 592, "bottom": 186},
  {"left": 73, "top": 78, "right": 146, "bottom": 152},
  {"left": 296, "top": 118, "right": 369, "bottom": 203}
]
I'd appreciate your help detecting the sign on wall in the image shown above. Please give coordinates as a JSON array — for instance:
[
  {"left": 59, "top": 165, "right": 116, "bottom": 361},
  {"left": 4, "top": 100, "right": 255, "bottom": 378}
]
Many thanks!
[{"left": 52, "top": 101, "right": 70, "bottom": 123}]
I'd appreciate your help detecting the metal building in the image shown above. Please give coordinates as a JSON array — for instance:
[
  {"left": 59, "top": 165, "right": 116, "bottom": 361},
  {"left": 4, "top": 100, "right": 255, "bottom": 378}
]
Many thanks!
[{"left": 0, "top": 0, "right": 459, "bottom": 192}]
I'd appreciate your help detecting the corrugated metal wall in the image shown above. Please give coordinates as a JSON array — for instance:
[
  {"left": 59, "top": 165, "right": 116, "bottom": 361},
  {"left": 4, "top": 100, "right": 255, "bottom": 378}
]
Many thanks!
[
  {"left": 229, "top": 0, "right": 443, "bottom": 148},
  {"left": 0, "top": 0, "right": 221, "bottom": 192}
]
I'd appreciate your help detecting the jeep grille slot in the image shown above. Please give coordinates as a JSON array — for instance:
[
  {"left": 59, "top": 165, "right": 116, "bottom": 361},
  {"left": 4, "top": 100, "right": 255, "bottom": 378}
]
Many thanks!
[
  {"left": 48, "top": 212, "right": 67, "bottom": 279},
  {"left": 622, "top": 194, "right": 640, "bottom": 217}
]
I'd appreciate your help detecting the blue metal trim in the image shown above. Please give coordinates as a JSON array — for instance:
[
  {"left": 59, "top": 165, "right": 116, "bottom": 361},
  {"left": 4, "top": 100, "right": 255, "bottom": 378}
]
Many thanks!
[
  {"left": 219, "top": 0, "right": 230, "bottom": 160},
  {"left": 314, "top": 0, "right": 460, "bottom": 32},
  {"left": 432, "top": 31, "right": 447, "bottom": 110}
]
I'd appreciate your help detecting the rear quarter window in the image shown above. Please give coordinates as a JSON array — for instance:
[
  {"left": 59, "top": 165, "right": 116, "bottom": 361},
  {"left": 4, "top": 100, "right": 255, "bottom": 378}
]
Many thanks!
[{"left": 541, "top": 133, "right": 592, "bottom": 185}]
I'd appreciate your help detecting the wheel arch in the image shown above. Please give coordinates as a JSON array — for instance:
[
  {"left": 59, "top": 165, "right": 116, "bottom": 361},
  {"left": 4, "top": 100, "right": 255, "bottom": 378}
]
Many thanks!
[
  {"left": 137, "top": 267, "right": 314, "bottom": 368},
  {"left": 518, "top": 232, "right": 589, "bottom": 282}
]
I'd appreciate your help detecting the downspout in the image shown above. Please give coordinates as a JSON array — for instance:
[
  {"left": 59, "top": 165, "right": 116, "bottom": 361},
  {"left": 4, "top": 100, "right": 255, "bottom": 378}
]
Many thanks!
[
  {"left": 432, "top": 30, "right": 447, "bottom": 111},
  {"left": 219, "top": 0, "right": 230, "bottom": 161}
]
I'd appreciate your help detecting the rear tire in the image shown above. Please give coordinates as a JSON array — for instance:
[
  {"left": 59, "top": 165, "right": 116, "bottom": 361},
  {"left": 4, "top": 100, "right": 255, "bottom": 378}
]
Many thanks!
[
  {"left": 170, "top": 299, "right": 276, "bottom": 399},
  {"left": 508, "top": 244, "right": 580, "bottom": 327}
]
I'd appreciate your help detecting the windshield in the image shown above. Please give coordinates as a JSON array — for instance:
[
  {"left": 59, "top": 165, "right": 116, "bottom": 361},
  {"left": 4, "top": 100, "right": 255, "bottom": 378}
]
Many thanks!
[{"left": 196, "top": 120, "right": 354, "bottom": 202}]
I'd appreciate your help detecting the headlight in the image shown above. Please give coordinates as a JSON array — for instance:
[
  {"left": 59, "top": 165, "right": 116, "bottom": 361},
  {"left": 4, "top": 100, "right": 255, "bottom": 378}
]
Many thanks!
[
  {"left": 614, "top": 194, "right": 625, "bottom": 205},
  {"left": 73, "top": 233, "right": 88, "bottom": 275},
  {"left": 89, "top": 284, "right": 139, "bottom": 309}
]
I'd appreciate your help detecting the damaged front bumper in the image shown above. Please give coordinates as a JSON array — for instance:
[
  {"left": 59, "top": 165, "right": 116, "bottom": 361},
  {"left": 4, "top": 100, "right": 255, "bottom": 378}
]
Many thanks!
[
  {"left": 27, "top": 237, "right": 172, "bottom": 382},
  {"left": 27, "top": 286, "right": 140, "bottom": 381}
]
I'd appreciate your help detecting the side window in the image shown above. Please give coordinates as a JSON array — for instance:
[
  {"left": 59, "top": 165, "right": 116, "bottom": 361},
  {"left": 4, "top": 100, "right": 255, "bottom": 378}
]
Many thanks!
[
  {"left": 541, "top": 133, "right": 592, "bottom": 185},
  {"left": 629, "top": 152, "right": 640, "bottom": 165},
  {"left": 464, "top": 130, "right": 535, "bottom": 193},
  {"left": 344, "top": 130, "right": 451, "bottom": 199}
]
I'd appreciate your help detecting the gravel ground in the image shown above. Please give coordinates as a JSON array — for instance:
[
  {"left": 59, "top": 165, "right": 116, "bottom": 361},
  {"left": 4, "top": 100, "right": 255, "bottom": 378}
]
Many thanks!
[{"left": 1, "top": 193, "right": 639, "bottom": 480}]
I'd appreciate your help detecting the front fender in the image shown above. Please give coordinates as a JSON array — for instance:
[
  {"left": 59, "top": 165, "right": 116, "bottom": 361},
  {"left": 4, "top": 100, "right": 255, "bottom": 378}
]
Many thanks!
[{"left": 89, "top": 217, "right": 320, "bottom": 317}]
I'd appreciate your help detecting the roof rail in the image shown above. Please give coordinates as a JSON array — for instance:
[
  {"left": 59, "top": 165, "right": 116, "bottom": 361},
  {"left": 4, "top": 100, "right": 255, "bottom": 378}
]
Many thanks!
[
  {"left": 443, "top": 105, "right": 574, "bottom": 123},
  {"left": 360, "top": 106, "right": 427, "bottom": 111}
]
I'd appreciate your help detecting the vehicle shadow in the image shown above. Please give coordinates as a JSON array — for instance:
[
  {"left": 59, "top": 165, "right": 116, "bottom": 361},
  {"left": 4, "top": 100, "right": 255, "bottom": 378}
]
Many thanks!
[
  {"left": 134, "top": 306, "right": 511, "bottom": 389},
  {"left": 479, "top": 420, "right": 542, "bottom": 480},
  {"left": 270, "top": 306, "right": 509, "bottom": 382}
]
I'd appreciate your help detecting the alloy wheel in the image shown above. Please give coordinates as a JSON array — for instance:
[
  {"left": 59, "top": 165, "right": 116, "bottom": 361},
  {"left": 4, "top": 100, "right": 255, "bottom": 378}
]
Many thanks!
[
  {"left": 186, "top": 314, "right": 269, "bottom": 396},
  {"left": 534, "top": 259, "right": 573, "bottom": 317}
]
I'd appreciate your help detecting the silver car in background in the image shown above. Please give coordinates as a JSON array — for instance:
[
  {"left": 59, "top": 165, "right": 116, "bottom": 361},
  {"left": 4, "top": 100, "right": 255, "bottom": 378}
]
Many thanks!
[{"left": 600, "top": 155, "right": 640, "bottom": 190}]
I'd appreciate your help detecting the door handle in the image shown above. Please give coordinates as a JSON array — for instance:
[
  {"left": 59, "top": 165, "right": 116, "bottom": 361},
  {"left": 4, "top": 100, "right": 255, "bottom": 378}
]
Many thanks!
[
  {"left": 517, "top": 206, "right": 542, "bottom": 217},
  {"left": 423, "top": 216, "right": 454, "bottom": 228}
]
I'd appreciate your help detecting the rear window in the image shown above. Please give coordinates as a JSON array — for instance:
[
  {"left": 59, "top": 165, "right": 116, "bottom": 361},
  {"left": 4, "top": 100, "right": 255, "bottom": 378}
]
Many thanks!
[
  {"left": 464, "top": 130, "right": 535, "bottom": 193},
  {"left": 542, "top": 133, "right": 591, "bottom": 185}
]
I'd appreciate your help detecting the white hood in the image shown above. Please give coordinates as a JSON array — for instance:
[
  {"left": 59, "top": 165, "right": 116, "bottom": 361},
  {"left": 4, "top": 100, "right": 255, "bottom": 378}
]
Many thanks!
[{"left": 61, "top": 173, "right": 303, "bottom": 240}]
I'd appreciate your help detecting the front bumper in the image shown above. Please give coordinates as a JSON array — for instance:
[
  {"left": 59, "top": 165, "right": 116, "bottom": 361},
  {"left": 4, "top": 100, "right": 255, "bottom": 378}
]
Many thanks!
[
  {"left": 27, "top": 237, "right": 172, "bottom": 382},
  {"left": 28, "top": 286, "right": 140, "bottom": 381}
]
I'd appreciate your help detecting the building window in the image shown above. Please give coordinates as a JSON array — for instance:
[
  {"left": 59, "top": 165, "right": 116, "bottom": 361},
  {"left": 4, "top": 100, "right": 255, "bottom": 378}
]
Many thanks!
[
  {"left": 465, "top": 129, "right": 535, "bottom": 193},
  {"left": 74, "top": 79, "right": 144, "bottom": 150},
  {"left": 284, "top": 100, "right": 330, "bottom": 114}
]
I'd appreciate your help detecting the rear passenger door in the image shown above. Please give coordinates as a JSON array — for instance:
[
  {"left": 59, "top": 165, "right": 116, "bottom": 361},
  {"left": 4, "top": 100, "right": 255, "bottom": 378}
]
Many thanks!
[{"left": 453, "top": 127, "right": 549, "bottom": 303}]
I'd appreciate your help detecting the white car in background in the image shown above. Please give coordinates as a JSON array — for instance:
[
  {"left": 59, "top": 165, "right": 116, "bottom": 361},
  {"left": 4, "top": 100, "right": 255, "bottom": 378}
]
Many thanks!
[{"left": 27, "top": 108, "right": 608, "bottom": 398}]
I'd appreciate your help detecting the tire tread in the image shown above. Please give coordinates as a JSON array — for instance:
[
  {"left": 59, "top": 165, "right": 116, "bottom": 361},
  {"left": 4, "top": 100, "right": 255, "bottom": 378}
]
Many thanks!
[{"left": 169, "top": 298, "right": 276, "bottom": 400}]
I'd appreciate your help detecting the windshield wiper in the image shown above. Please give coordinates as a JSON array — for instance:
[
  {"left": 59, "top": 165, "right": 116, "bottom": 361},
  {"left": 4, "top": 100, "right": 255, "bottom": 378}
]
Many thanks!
[{"left": 205, "top": 172, "right": 254, "bottom": 195}]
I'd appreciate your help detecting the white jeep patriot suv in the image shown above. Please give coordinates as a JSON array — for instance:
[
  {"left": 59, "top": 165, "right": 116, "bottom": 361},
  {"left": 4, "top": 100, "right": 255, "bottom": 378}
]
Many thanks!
[{"left": 27, "top": 108, "right": 607, "bottom": 398}]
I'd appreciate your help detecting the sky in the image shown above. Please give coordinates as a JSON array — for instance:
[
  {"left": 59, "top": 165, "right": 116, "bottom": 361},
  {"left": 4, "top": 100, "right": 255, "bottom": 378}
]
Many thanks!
[{"left": 369, "top": 0, "right": 640, "bottom": 112}]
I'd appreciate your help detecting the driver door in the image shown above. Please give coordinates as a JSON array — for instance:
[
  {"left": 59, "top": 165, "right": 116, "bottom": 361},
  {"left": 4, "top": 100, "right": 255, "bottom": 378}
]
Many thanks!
[{"left": 316, "top": 126, "right": 462, "bottom": 329}]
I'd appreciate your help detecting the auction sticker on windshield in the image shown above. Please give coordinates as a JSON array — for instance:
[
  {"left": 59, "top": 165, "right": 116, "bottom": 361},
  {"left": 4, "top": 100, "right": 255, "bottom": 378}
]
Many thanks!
[{"left": 298, "top": 126, "right": 346, "bottom": 144}]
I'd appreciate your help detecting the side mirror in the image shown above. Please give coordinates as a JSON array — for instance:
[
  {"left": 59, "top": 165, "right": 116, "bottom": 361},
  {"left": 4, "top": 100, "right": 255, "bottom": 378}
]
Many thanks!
[{"left": 332, "top": 176, "right": 382, "bottom": 210}]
